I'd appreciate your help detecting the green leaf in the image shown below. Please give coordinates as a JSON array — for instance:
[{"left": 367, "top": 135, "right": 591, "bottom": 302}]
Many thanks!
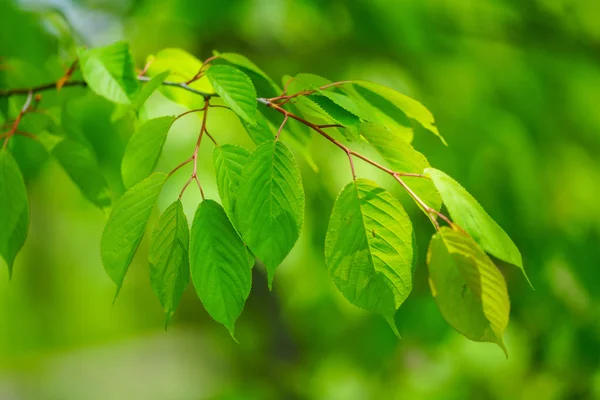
[
  {"left": 240, "top": 110, "right": 274, "bottom": 146},
  {"left": 214, "top": 51, "right": 280, "bottom": 95},
  {"left": 427, "top": 227, "right": 510, "bottom": 355},
  {"left": 309, "top": 95, "right": 361, "bottom": 142},
  {"left": 425, "top": 168, "right": 529, "bottom": 284},
  {"left": 149, "top": 200, "right": 189, "bottom": 326},
  {"left": 0, "top": 149, "right": 29, "bottom": 277},
  {"left": 206, "top": 65, "right": 257, "bottom": 125},
  {"left": 353, "top": 80, "right": 446, "bottom": 145},
  {"left": 213, "top": 144, "right": 250, "bottom": 219},
  {"left": 325, "top": 178, "right": 414, "bottom": 322},
  {"left": 52, "top": 138, "right": 112, "bottom": 208},
  {"left": 132, "top": 70, "right": 170, "bottom": 112},
  {"left": 121, "top": 116, "right": 174, "bottom": 188},
  {"left": 360, "top": 122, "right": 442, "bottom": 212},
  {"left": 79, "top": 41, "right": 139, "bottom": 105},
  {"left": 235, "top": 140, "right": 304, "bottom": 288},
  {"left": 285, "top": 73, "right": 331, "bottom": 93},
  {"left": 190, "top": 200, "right": 253, "bottom": 337},
  {"left": 101, "top": 172, "right": 166, "bottom": 294}
]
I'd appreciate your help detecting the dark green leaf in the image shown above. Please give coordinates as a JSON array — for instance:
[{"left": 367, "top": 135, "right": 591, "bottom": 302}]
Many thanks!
[
  {"left": 325, "top": 178, "right": 414, "bottom": 326},
  {"left": 122, "top": 116, "right": 174, "bottom": 188},
  {"left": 149, "top": 200, "right": 189, "bottom": 326},
  {"left": 235, "top": 140, "right": 304, "bottom": 288},
  {"left": 101, "top": 172, "right": 166, "bottom": 294},
  {"left": 0, "top": 149, "right": 29, "bottom": 277},
  {"left": 206, "top": 65, "right": 257, "bottom": 125},
  {"left": 190, "top": 200, "right": 253, "bottom": 337},
  {"left": 240, "top": 110, "right": 274, "bottom": 146},
  {"left": 427, "top": 227, "right": 510, "bottom": 355}
]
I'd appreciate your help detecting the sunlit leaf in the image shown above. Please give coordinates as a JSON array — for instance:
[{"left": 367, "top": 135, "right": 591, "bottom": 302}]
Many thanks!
[
  {"left": 235, "top": 140, "right": 304, "bottom": 288},
  {"left": 213, "top": 144, "right": 250, "bottom": 219},
  {"left": 427, "top": 227, "right": 510, "bottom": 355},
  {"left": 190, "top": 200, "right": 253, "bottom": 337},
  {"left": 206, "top": 64, "right": 257, "bottom": 125},
  {"left": 101, "top": 172, "right": 166, "bottom": 294}
]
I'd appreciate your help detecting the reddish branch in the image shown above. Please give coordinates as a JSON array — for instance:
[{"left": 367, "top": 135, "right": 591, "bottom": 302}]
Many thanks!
[{"left": 2, "top": 91, "right": 33, "bottom": 149}]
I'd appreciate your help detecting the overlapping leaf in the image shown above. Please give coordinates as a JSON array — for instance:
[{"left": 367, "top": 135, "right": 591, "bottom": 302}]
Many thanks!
[
  {"left": 121, "top": 116, "right": 174, "bottom": 188},
  {"left": 0, "top": 149, "right": 29, "bottom": 277},
  {"left": 206, "top": 65, "right": 257, "bottom": 125},
  {"left": 325, "top": 179, "right": 414, "bottom": 325},
  {"left": 149, "top": 200, "right": 189, "bottom": 325},
  {"left": 190, "top": 200, "right": 253, "bottom": 336},
  {"left": 427, "top": 227, "right": 510, "bottom": 355},
  {"left": 101, "top": 172, "right": 166, "bottom": 294},
  {"left": 425, "top": 168, "right": 529, "bottom": 283},
  {"left": 213, "top": 144, "right": 250, "bottom": 219},
  {"left": 235, "top": 140, "right": 304, "bottom": 287}
]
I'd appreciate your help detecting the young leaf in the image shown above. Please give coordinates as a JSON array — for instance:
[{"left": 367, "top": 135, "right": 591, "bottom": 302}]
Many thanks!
[
  {"left": 427, "top": 227, "right": 510, "bottom": 355},
  {"left": 52, "top": 138, "right": 112, "bottom": 208},
  {"left": 132, "top": 70, "right": 170, "bottom": 112},
  {"left": 360, "top": 122, "right": 442, "bottom": 212},
  {"left": 352, "top": 80, "right": 446, "bottom": 145},
  {"left": 121, "top": 116, "right": 174, "bottom": 188},
  {"left": 79, "top": 41, "right": 139, "bottom": 105},
  {"left": 213, "top": 144, "right": 250, "bottom": 219},
  {"left": 425, "top": 168, "right": 529, "bottom": 284},
  {"left": 101, "top": 172, "right": 166, "bottom": 294},
  {"left": 206, "top": 64, "right": 257, "bottom": 125},
  {"left": 325, "top": 179, "right": 414, "bottom": 322},
  {"left": 189, "top": 200, "right": 253, "bottom": 337},
  {"left": 0, "top": 149, "right": 29, "bottom": 277},
  {"left": 235, "top": 140, "right": 305, "bottom": 288},
  {"left": 149, "top": 200, "right": 189, "bottom": 326}
]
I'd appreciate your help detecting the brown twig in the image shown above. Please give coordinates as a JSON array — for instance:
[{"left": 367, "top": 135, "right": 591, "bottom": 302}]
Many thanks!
[{"left": 3, "top": 91, "right": 33, "bottom": 149}]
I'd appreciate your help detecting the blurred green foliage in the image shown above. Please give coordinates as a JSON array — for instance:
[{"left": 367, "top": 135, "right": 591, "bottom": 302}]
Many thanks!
[{"left": 1, "top": 0, "right": 599, "bottom": 399}]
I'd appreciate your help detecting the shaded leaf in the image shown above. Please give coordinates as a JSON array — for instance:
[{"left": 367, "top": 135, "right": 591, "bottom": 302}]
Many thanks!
[
  {"left": 149, "top": 200, "right": 189, "bottom": 326},
  {"left": 427, "top": 227, "right": 510, "bottom": 355},
  {"left": 101, "top": 172, "right": 166, "bottom": 294},
  {"left": 240, "top": 109, "right": 273, "bottom": 146},
  {"left": 235, "top": 140, "right": 304, "bottom": 288},
  {"left": 190, "top": 200, "right": 253, "bottom": 337},
  {"left": 122, "top": 116, "right": 174, "bottom": 188},
  {"left": 325, "top": 178, "right": 414, "bottom": 323},
  {"left": 0, "top": 149, "right": 29, "bottom": 277},
  {"left": 213, "top": 144, "right": 250, "bottom": 219}
]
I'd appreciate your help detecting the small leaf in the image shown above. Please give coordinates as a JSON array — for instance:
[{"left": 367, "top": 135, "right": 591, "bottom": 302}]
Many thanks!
[
  {"left": 132, "top": 70, "right": 170, "bottom": 112},
  {"left": 353, "top": 80, "right": 446, "bottom": 145},
  {"left": 122, "top": 116, "right": 174, "bottom": 188},
  {"left": 427, "top": 227, "right": 510, "bottom": 355},
  {"left": 190, "top": 200, "right": 253, "bottom": 337},
  {"left": 101, "top": 172, "right": 166, "bottom": 294},
  {"left": 52, "top": 138, "right": 111, "bottom": 208},
  {"left": 425, "top": 168, "right": 529, "bottom": 284},
  {"left": 235, "top": 140, "right": 304, "bottom": 288},
  {"left": 0, "top": 149, "right": 29, "bottom": 277},
  {"left": 213, "top": 144, "right": 250, "bottom": 219},
  {"left": 79, "top": 41, "right": 139, "bottom": 105},
  {"left": 360, "top": 122, "right": 441, "bottom": 212},
  {"left": 206, "top": 64, "right": 257, "bottom": 125},
  {"left": 149, "top": 200, "right": 189, "bottom": 326},
  {"left": 325, "top": 178, "right": 414, "bottom": 321}
]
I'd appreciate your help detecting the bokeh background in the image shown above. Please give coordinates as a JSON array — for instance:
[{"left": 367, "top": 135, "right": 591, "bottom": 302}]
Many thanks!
[{"left": 1, "top": 0, "right": 600, "bottom": 399}]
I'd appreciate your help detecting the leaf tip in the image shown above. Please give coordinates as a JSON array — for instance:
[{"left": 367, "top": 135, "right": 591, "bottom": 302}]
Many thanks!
[{"left": 385, "top": 316, "right": 401, "bottom": 339}]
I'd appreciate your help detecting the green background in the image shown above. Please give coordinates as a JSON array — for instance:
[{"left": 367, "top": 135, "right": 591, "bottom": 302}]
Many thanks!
[{"left": 1, "top": 0, "right": 599, "bottom": 398}]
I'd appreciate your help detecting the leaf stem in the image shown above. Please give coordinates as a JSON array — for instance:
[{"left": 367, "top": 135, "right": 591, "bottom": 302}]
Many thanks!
[{"left": 2, "top": 91, "right": 33, "bottom": 149}]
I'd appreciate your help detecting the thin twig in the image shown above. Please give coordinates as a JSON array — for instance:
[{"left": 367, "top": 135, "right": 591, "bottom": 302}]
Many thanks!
[{"left": 3, "top": 91, "right": 33, "bottom": 149}]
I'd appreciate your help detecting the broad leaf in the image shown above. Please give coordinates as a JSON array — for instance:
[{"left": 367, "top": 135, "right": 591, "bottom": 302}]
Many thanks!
[
  {"left": 122, "top": 116, "right": 174, "bottom": 188},
  {"left": 325, "top": 179, "right": 414, "bottom": 325},
  {"left": 52, "top": 138, "right": 111, "bottom": 208},
  {"left": 79, "top": 41, "right": 139, "bottom": 105},
  {"left": 101, "top": 172, "right": 166, "bottom": 294},
  {"left": 425, "top": 168, "right": 529, "bottom": 284},
  {"left": 240, "top": 110, "right": 273, "bottom": 146},
  {"left": 206, "top": 64, "right": 257, "bottom": 125},
  {"left": 190, "top": 200, "right": 253, "bottom": 336},
  {"left": 360, "top": 122, "right": 441, "bottom": 212},
  {"left": 0, "top": 149, "right": 29, "bottom": 277},
  {"left": 353, "top": 80, "right": 446, "bottom": 145},
  {"left": 213, "top": 144, "right": 250, "bottom": 219},
  {"left": 427, "top": 227, "right": 510, "bottom": 355},
  {"left": 149, "top": 200, "right": 189, "bottom": 326},
  {"left": 214, "top": 51, "right": 280, "bottom": 96},
  {"left": 235, "top": 140, "right": 304, "bottom": 288}
]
